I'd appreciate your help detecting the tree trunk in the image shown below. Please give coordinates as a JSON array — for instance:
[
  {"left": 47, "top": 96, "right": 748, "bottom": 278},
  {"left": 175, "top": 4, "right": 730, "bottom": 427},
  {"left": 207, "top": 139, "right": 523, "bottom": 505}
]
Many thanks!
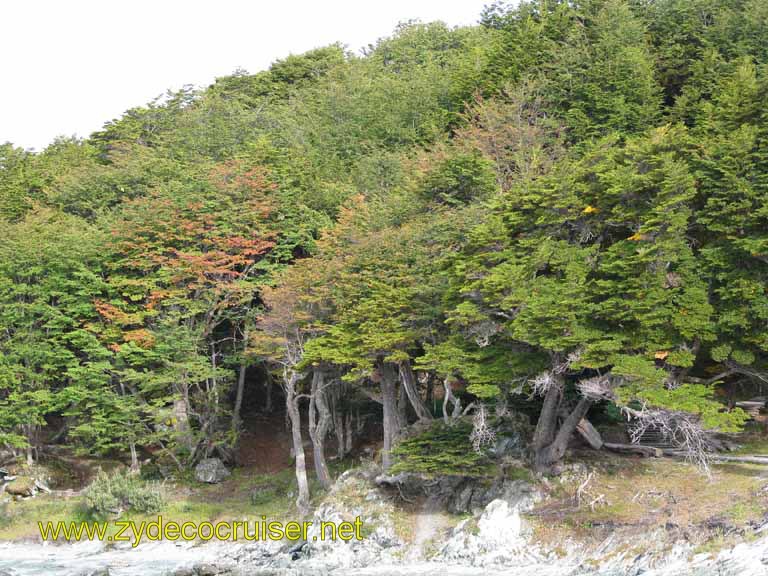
[
  {"left": 345, "top": 413, "right": 353, "bottom": 455},
  {"left": 442, "top": 378, "right": 462, "bottom": 424},
  {"left": 334, "top": 411, "right": 346, "bottom": 458},
  {"left": 380, "top": 361, "right": 400, "bottom": 471},
  {"left": 285, "top": 370, "right": 310, "bottom": 512},
  {"left": 425, "top": 375, "right": 435, "bottom": 408},
  {"left": 398, "top": 361, "right": 432, "bottom": 421},
  {"left": 173, "top": 381, "right": 194, "bottom": 451},
  {"left": 534, "top": 395, "right": 593, "bottom": 473},
  {"left": 397, "top": 381, "right": 408, "bottom": 430},
  {"left": 129, "top": 441, "right": 140, "bottom": 472},
  {"left": 23, "top": 424, "right": 35, "bottom": 465},
  {"left": 264, "top": 370, "right": 274, "bottom": 413},
  {"left": 309, "top": 369, "right": 332, "bottom": 490},
  {"left": 232, "top": 361, "right": 247, "bottom": 432},
  {"left": 532, "top": 374, "right": 563, "bottom": 454}
]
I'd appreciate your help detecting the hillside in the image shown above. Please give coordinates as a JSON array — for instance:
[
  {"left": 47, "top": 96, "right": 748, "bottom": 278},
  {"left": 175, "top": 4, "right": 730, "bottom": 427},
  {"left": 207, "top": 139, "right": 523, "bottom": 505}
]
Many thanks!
[{"left": 1, "top": 2, "right": 768, "bottom": 573}]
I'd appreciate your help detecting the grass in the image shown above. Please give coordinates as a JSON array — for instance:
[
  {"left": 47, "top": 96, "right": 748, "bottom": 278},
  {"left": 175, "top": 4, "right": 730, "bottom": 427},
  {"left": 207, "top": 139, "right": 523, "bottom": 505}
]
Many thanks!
[
  {"left": 729, "top": 430, "right": 768, "bottom": 455},
  {"left": 0, "top": 457, "right": 361, "bottom": 542},
  {"left": 528, "top": 447, "right": 768, "bottom": 556}
]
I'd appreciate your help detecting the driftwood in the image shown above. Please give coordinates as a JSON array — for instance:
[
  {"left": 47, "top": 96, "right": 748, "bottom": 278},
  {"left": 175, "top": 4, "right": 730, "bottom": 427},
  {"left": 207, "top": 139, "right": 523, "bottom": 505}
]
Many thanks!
[
  {"left": 661, "top": 449, "right": 768, "bottom": 466},
  {"left": 576, "top": 418, "right": 604, "bottom": 450},
  {"left": 604, "top": 442, "right": 663, "bottom": 457},
  {"left": 576, "top": 416, "right": 768, "bottom": 465},
  {"left": 734, "top": 398, "right": 766, "bottom": 419},
  {"left": 575, "top": 417, "right": 660, "bottom": 456}
]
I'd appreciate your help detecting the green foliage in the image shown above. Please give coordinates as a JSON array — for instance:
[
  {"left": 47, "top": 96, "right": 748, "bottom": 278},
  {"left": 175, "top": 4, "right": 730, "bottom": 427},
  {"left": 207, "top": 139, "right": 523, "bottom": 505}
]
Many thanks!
[
  {"left": 1, "top": 1, "right": 767, "bottom": 471},
  {"left": 84, "top": 470, "right": 164, "bottom": 515},
  {"left": 390, "top": 422, "right": 494, "bottom": 477},
  {"left": 418, "top": 152, "right": 497, "bottom": 205}
]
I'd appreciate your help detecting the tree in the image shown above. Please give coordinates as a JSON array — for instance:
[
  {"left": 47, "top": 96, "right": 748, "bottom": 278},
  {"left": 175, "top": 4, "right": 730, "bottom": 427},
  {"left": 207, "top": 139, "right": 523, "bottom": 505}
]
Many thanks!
[
  {"left": 0, "top": 208, "right": 109, "bottom": 462},
  {"left": 448, "top": 125, "right": 749, "bottom": 472},
  {"left": 98, "top": 160, "right": 278, "bottom": 465}
]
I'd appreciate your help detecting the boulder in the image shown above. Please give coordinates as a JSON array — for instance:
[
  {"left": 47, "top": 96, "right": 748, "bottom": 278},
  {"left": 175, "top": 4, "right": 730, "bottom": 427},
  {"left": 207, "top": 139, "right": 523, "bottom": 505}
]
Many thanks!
[
  {"left": 194, "top": 458, "right": 230, "bottom": 484},
  {"left": 375, "top": 471, "right": 538, "bottom": 514},
  {"left": 4, "top": 476, "right": 35, "bottom": 497},
  {"left": 437, "top": 494, "right": 540, "bottom": 565}
]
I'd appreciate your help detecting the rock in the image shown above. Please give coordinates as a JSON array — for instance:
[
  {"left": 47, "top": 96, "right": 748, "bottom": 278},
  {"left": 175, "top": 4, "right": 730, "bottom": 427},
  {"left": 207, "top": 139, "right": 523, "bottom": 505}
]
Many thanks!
[
  {"left": 76, "top": 569, "right": 110, "bottom": 576},
  {"left": 376, "top": 471, "right": 538, "bottom": 515},
  {"left": 448, "top": 482, "right": 474, "bottom": 514},
  {"left": 194, "top": 458, "right": 230, "bottom": 484},
  {"left": 171, "top": 563, "right": 236, "bottom": 576},
  {"left": 374, "top": 472, "right": 426, "bottom": 497},
  {"left": 194, "top": 563, "right": 228, "bottom": 575},
  {"left": 488, "top": 434, "right": 525, "bottom": 459},
  {"left": 4, "top": 476, "right": 35, "bottom": 497},
  {"left": 438, "top": 497, "right": 535, "bottom": 565}
]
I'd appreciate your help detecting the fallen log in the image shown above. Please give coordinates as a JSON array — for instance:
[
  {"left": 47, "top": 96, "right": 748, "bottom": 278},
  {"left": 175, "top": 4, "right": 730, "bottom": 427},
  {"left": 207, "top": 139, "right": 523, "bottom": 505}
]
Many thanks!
[
  {"left": 603, "top": 442, "right": 662, "bottom": 457},
  {"left": 660, "top": 449, "right": 768, "bottom": 465},
  {"left": 576, "top": 418, "right": 604, "bottom": 450}
]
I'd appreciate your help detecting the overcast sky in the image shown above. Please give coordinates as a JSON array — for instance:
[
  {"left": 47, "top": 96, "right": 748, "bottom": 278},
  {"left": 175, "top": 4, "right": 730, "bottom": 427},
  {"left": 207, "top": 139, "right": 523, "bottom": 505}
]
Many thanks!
[{"left": 0, "top": 0, "right": 490, "bottom": 151}]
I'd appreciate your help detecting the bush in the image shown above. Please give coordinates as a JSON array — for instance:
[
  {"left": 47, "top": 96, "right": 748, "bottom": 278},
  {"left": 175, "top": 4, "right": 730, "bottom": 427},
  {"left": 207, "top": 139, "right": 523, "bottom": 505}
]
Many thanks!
[
  {"left": 139, "top": 461, "right": 163, "bottom": 481},
  {"left": 250, "top": 484, "right": 279, "bottom": 506},
  {"left": 84, "top": 470, "right": 164, "bottom": 515}
]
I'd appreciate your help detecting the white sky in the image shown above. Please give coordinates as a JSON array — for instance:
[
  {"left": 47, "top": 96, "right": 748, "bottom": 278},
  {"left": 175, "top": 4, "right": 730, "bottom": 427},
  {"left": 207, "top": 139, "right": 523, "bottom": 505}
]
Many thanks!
[{"left": 0, "top": 0, "right": 490, "bottom": 151}]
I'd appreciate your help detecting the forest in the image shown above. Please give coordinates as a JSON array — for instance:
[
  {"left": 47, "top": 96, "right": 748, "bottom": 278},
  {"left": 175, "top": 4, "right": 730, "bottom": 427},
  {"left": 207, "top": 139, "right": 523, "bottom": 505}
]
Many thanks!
[{"left": 1, "top": 0, "right": 767, "bottom": 519}]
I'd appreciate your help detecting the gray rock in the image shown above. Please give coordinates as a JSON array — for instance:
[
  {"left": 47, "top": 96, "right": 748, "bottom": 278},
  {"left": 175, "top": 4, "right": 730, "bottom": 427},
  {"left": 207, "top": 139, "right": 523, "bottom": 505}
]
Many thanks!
[
  {"left": 194, "top": 458, "right": 230, "bottom": 484},
  {"left": 375, "top": 471, "right": 537, "bottom": 514},
  {"left": 4, "top": 477, "right": 35, "bottom": 497},
  {"left": 374, "top": 472, "right": 426, "bottom": 497},
  {"left": 448, "top": 482, "right": 474, "bottom": 514},
  {"left": 77, "top": 568, "right": 110, "bottom": 576},
  {"left": 194, "top": 563, "right": 229, "bottom": 576}
]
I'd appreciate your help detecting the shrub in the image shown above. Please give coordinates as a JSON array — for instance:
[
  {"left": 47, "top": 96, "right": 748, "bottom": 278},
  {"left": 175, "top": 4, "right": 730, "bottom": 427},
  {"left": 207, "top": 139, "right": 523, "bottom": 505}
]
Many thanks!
[
  {"left": 390, "top": 421, "right": 494, "bottom": 477},
  {"left": 84, "top": 470, "right": 164, "bottom": 515}
]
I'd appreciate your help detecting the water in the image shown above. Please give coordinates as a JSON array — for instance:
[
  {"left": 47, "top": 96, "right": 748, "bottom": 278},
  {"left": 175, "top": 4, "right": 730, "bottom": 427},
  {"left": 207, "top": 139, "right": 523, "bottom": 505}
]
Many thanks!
[
  {"left": 1, "top": 541, "right": 766, "bottom": 576},
  {"left": 0, "top": 541, "right": 228, "bottom": 576},
  {"left": 0, "top": 543, "right": 543, "bottom": 576}
]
